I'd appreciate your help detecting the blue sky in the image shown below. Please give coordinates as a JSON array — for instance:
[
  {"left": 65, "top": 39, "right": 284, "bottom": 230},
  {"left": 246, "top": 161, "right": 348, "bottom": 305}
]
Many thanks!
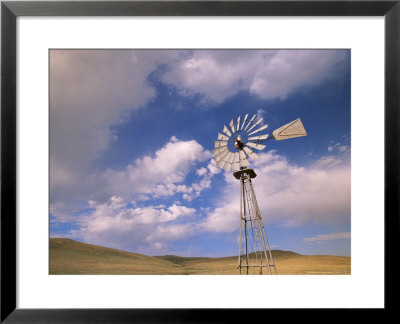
[{"left": 50, "top": 49, "right": 351, "bottom": 257}]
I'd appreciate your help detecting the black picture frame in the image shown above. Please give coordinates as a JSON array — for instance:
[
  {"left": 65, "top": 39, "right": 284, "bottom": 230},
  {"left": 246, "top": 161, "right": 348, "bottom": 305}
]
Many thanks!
[{"left": 1, "top": 0, "right": 399, "bottom": 322}]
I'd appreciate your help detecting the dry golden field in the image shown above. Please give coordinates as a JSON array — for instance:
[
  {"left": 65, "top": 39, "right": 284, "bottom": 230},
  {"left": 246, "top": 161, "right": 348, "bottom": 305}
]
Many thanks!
[{"left": 50, "top": 238, "right": 350, "bottom": 275}]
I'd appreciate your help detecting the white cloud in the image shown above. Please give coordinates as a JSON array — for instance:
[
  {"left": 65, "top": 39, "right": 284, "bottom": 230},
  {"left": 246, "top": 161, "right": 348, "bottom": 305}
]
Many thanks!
[
  {"left": 50, "top": 50, "right": 180, "bottom": 202},
  {"left": 161, "top": 49, "right": 348, "bottom": 104},
  {"left": 317, "top": 140, "right": 350, "bottom": 168},
  {"left": 50, "top": 201, "right": 78, "bottom": 223},
  {"left": 196, "top": 167, "right": 208, "bottom": 176},
  {"left": 51, "top": 137, "right": 214, "bottom": 227},
  {"left": 182, "top": 175, "right": 213, "bottom": 202},
  {"left": 145, "top": 224, "right": 192, "bottom": 243},
  {"left": 164, "top": 204, "right": 196, "bottom": 220},
  {"left": 50, "top": 135, "right": 218, "bottom": 253},
  {"left": 50, "top": 49, "right": 348, "bottom": 204},
  {"left": 207, "top": 159, "right": 221, "bottom": 175},
  {"left": 304, "top": 232, "right": 351, "bottom": 242},
  {"left": 256, "top": 108, "right": 267, "bottom": 122},
  {"left": 202, "top": 201, "right": 240, "bottom": 233},
  {"left": 202, "top": 151, "right": 351, "bottom": 232},
  {"left": 328, "top": 141, "right": 350, "bottom": 155},
  {"left": 101, "top": 137, "right": 212, "bottom": 200},
  {"left": 313, "top": 156, "right": 342, "bottom": 168},
  {"left": 50, "top": 137, "right": 212, "bottom": 209},
  {"left": 68, "top": 197, "right": 196, "bottom": 252}
]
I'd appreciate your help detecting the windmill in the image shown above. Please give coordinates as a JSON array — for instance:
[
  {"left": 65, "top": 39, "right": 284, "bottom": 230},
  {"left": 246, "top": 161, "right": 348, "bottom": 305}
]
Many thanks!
[{"left": 213, "top": 114, "right": 307, "bottom": 275}]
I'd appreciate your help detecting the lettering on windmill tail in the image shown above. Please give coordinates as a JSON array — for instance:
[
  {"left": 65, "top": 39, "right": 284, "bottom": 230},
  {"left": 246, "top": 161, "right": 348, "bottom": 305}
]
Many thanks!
[
  {"left": 273, "top": 119, "right": 307, "bottom": 139},
  {"left": 279, "top": 124, "right": 304, "bottom": 136}
]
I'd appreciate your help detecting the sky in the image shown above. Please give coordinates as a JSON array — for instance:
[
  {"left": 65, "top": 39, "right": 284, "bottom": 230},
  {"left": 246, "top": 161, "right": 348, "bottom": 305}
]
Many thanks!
[{"left": 49, "top": 49, "right": 351, "bottom": 257}]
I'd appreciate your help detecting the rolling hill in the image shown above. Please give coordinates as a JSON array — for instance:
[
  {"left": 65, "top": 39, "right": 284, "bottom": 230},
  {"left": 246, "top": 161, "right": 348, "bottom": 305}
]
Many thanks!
[{"left": 50, "top": 238, "right": 351, "bottom": 275}]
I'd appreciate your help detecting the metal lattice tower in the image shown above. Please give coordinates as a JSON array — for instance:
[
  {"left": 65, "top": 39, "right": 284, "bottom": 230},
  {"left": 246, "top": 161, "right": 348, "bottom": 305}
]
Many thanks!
[
  {"left": 213, "top": 113, "right": 307, "bottom": 275},
  {"left": 234, "top": 168, "right": 277, "bottom": 275}
]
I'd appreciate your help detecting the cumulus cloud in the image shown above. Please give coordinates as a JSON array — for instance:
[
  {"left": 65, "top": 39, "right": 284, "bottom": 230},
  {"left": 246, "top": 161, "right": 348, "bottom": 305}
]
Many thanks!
[
  {"left": 50, "top": 136, "right": 217, "bottom": 254},
  {"left": 145, "top": 224, "right": 193, "bottom": 243},
  {"left": 68, "top": 197, "right": 196, "bottom": 252},
  {"left": 202, "top": 150, "right": 351, "bottom": 232},
  {"left": 207, "top": 159, "right": 221, "bottom": 175},
  {"left": 182, "top": 175, "right": 213, "bottom": 202},
  {"left": 50, "top": 49, "right": 347, "bottom": 203},
  {"left": 161, "top": 49, "right": 348, "bottom": 104},
  {"left": 50, "top": 137, "right": 212, "bottom": 217},
  {"left": 196, "top": 167, "right": 208, "bottom": 177},
  {"left": 50, "top": 50, "right": 179, "bottom": 202},
  {"left": 100, "top": 137, "right": 212, "bottom": 200},
  {"left": 50, "top": 137, "right": 218, "bottom": 253}
]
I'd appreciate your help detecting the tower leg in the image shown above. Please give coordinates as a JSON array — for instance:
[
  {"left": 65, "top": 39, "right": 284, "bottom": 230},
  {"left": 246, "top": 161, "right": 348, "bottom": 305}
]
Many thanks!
[{"left": 238, "top": 179, "right": 243, "bottom": 274}]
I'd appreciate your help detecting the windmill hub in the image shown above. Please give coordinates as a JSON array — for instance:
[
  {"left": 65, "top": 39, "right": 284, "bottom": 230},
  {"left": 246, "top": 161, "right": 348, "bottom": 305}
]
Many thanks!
[
  {"left": 213, "top": 113, "right": 307, "bottom": 275},
  {"left": 234, "top": 136, "right": 245, "bottom": 150}
]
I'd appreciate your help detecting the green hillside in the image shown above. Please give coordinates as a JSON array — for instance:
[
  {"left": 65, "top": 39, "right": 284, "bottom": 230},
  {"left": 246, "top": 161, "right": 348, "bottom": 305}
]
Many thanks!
[{"left": 50, "top": 238, "right": 351, "bottom": 275}]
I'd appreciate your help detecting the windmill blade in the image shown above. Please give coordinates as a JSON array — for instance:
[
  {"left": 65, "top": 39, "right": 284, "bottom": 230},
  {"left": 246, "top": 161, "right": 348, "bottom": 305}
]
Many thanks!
[
  {"left": 223, "top": 125, "right": 232, "bottom": 137},
  {"left": 222, "top": 161, "right": 233, "bottom": 171},
  {"left": 214, "top": 140, "right": 228, "bottom": 148},
  {"left": 230, "top": 120, "right": 236, "bottom": 134},
  {"left": 216, "top": 151, "right": 232, "bottom": 167},
  {"left": 248, "top": 134, "right": 269, "bottom": 141},
  {"left": 239, "top": 150, "right": 250, "bottom": 168},
  {"left": 213, "top": 148, "right": 220, "bottom": 156},
  {"left": 214, "top": 149, "right": 227, "bottom": 161},
  {"left": 246, "top": 141, "right": 266, "bottom": 150},
  {"left": 214, "top": 151, "right": 228, "bottom": 163},
  {"left": 217, "top": 133, "right": 230, "bottom": 141},
  {"left": 272, "top": 118, "right": 307, "bottom": 140},
  {"left": 216, "top": 158, "right": 226, "bottom": 169},
  {"left": 248, "top": 124, "right": 268, "bottom": 136},
  {"left": 227, "top": 152, "right": 235, "bottom": 163},
  {"left": 215, "top": 153, "right": 224, "bottom": 165},
  {"left": 243, "top": 146, "right": 258, "bottom": 159},
  {"left": 244, "top": 114, "right": 256, "bottom": 131},
  {"left": 221, "top": 152, "right": 234, "bottom": 171},
  {"left": 246, "top": 117, "right": 263, "bottom": 133},
  {"left": 214, "top": 148, "right": 229, "bottom": 162},
  {"left": 239, "top": 149, "right": 246, "bottom": 161},
  {"left": 213, "top": 146, "right": 228, "bottom": 156},
  {"left": 236, "top": 116, "right": 241, "bottom": 132},
  {"left": 232, "top": 152, "right": 240, "bottom": 171},
  {"left": 241, "top": 113, "right": 249, "bottom": 130}
]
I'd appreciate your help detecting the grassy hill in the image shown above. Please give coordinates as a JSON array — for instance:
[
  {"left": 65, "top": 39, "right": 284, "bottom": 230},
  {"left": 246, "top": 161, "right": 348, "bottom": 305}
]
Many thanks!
[
  {"left": 50, "top": 238, "right": 351, "bottom": 275},
  {"left": 50, "top": 238, "right": 185, "bottom": 274}
]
